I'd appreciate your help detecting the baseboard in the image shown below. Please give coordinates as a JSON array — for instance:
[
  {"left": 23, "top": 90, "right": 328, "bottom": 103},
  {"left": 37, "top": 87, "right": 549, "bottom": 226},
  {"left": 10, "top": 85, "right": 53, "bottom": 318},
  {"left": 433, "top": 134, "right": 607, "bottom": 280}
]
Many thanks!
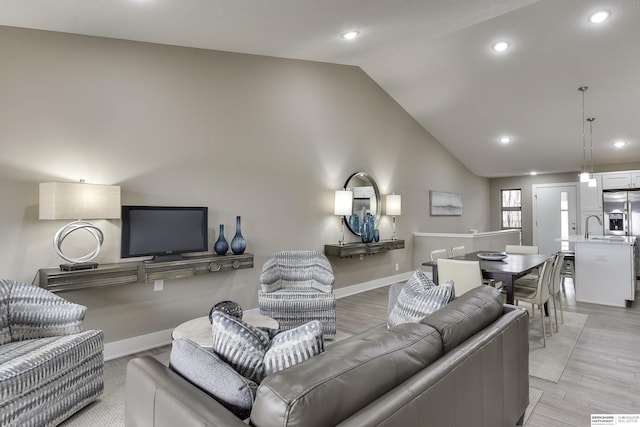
[
  {"left": 103, "top": 271, "right": 413, "bottom": 361},
  {"left": 334, "top": 271, "right": 413, "bottom": 299},
  {"left": 104, "top": 328, "right": 173, "bottom": 361}
]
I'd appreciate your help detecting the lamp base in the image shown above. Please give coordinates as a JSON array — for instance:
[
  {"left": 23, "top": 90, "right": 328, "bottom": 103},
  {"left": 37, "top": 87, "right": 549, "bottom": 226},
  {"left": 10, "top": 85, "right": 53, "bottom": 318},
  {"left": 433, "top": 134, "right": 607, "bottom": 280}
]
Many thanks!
[{"left": 60, "top": 262, "right": 99, "bottom": 271}]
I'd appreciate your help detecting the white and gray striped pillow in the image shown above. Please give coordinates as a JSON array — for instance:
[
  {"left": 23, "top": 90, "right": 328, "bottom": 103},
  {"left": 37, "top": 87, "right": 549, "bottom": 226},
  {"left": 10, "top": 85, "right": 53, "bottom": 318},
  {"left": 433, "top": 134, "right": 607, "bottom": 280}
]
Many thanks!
[
  {"left": 210, "top": 311, "right": 270, "bottom": 382},
  {"left": 264, "top": 320, "right": 324, "bottom": 376},
  {"left": 405, "top": 269, "right": 437, "bottom": 293},
  {"left": 387, "top": 280, "right": 455, "bottom": 328}
]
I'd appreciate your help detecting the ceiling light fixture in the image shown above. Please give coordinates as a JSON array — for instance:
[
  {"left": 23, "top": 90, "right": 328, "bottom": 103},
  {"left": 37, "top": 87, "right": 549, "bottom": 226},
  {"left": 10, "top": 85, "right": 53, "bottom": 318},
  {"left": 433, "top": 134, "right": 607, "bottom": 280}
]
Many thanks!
[
  {"left": 493, "top": 41, "right": 510, "bottom": 52},
  {"left": 578, "top": 86, "right": 590, "bottom": 183},
  {"left": 614, "top": 140, "right": 627, "bottom": 148},
  {"left": 530, "top": 171, "right": 537, "bottom": 176},
  {"left": 589, "top": 10, "right": 610, "bottom": 24},
  {"left": 499, "top": 136, "right": 512, "bottom": 144},
  {"left": 342, "top": 31, "right": 359, "bottom": 40}
]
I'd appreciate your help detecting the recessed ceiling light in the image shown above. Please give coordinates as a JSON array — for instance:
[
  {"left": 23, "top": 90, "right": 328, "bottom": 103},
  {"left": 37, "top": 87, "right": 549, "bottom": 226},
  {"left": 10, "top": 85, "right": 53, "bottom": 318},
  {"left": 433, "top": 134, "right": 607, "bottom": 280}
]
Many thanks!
[
  {"left": 493, "top": 41, "right": 510, "bottom": 52},
  {"left": 589, "top": 10, "right": 610, "bottom": 24},
  {"left": 342, "top": 31, "right": 359, "bottom": 40},
  {"left": 499, "top": 136, "right": 512, "bottom": 144},
  {"left": 614, "top": 140, "right": 627, "bottom": 148},
  {"left": 530, "top": 171, "right": 538, "bottom": 176}
]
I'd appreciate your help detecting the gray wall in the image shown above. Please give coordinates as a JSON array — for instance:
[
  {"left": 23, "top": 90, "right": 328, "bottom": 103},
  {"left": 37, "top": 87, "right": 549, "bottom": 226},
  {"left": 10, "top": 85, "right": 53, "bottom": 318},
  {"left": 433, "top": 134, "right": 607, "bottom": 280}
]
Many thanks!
[
  {"left": 0, "top": 26, "right": 490, "bottom": 344},
  {"left": 489, "top": 172, "right": 578, "bottom": 245}
]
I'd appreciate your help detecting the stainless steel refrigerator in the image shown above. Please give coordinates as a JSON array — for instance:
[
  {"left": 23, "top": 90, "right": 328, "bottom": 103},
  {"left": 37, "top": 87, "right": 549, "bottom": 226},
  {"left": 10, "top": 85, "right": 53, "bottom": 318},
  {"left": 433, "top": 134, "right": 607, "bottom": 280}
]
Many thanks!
[{"left": 603, "top": 190, "right": 640, "bottom": 277}]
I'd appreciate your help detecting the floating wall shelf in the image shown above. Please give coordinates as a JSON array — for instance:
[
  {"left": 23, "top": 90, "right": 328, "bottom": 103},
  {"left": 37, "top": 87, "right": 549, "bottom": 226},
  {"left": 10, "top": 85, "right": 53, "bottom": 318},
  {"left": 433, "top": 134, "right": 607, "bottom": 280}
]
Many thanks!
[
  {"left": 324, "top": 240, "right": 405, "bottom": 258},
  {"left": 38, "top": 253, "right": 254, "bottom": 293}
]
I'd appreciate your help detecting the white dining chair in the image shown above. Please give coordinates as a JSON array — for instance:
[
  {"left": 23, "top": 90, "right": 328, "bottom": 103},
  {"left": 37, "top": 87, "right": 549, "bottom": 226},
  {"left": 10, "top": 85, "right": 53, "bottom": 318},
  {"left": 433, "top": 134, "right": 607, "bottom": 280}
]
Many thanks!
[
  {"left": 549, "top": 252, "right": 565, "bottom": 331},
  {"left": 505, "top": 245, "right": 539, "bottom": 255},
  {"left": 451, "top": 246, "right": 466, "bottom": 257},
  {"left": 436, "top": 258, "right": 483, "bottom": 296},
  {"left": 429, "top": 248, "right": 449, "bottom": 262},
  {"left": 513, "top": 258, "right": 554, "bottom": 347}
]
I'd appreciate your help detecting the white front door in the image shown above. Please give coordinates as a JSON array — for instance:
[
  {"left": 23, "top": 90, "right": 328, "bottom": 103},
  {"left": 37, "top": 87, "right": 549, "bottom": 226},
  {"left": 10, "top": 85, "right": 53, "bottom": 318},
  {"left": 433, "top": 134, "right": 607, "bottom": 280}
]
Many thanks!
[{"left": 532, "top": 183, "right": 578, "bottom": 254}]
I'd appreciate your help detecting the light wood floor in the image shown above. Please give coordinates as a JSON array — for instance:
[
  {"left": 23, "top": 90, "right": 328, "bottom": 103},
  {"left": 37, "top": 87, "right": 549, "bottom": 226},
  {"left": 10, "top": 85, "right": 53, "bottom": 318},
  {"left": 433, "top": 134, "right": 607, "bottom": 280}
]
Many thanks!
[{"left": 336, "top": 280, "right": 640, "bottom": 427}]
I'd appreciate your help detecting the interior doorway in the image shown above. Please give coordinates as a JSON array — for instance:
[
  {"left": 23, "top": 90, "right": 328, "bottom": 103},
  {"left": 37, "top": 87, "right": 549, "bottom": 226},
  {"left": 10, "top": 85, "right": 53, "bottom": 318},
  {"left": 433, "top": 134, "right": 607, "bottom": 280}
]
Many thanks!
[{"left": 532, "top": 183, "right": 578, "bottom": 254}]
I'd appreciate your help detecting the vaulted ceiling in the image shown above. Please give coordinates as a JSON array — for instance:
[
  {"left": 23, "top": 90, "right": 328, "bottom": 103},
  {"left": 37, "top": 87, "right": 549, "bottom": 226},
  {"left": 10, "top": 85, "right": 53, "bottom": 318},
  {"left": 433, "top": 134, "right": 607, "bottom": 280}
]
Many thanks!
[{"left": 2, "top": 0, "right": 639, "bottom": 177}]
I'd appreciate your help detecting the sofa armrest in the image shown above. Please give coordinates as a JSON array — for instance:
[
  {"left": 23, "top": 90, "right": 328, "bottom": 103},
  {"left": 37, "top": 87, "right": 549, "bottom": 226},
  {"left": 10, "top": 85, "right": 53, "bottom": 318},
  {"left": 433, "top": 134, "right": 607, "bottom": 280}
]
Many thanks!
[{"left": 125, "top": 356, "right": 248, "bottom": 427}]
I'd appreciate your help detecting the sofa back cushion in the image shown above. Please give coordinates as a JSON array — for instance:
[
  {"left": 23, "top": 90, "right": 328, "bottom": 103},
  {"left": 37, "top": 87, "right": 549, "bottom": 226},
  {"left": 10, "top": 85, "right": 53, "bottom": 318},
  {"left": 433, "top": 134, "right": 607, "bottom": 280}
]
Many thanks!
[
  {"left": 0, "top": 280, "right": 11, "bottom": 345},
  {"left": 250, "top": 322, "right": 443, "bottom": 427},
  {"left": 420, "top": 285, "right": 503, "bottom": 353},
  {"left": 5, "top": 280, "right": 86, "bottom": 342}
]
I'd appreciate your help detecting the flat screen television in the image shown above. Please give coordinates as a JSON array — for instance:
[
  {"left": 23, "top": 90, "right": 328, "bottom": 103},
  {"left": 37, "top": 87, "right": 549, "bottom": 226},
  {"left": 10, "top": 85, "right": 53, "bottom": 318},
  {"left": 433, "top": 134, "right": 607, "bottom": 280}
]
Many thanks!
[{"left": 121, "top": 206, "right": 208, "bottom": 261}]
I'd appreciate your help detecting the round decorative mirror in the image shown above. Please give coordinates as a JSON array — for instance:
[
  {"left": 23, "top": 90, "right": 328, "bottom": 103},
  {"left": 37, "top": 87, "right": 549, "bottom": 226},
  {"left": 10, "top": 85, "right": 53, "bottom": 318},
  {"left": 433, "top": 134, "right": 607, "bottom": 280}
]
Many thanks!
[{"left": 343, "top": 172, "right": 381, "bottom": 236}]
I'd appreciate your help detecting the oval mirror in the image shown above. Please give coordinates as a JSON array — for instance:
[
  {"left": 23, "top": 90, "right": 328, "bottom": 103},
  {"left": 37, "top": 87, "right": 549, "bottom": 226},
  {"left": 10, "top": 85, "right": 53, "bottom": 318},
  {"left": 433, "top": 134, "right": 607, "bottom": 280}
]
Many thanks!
[{"left": 343, "top": 172, "right": 381, "bottom": 236}]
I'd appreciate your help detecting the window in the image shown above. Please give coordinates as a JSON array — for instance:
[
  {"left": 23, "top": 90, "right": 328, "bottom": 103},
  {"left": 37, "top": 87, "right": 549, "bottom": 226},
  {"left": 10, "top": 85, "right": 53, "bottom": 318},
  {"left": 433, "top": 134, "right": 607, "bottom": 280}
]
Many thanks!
[{"left": 501, "top": 189, "right": 522, "bottom": 229}]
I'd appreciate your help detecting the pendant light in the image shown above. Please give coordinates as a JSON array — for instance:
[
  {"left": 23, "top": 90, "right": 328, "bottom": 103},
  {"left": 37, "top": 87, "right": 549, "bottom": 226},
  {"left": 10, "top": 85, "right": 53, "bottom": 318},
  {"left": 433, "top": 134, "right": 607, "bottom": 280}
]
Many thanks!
[
  {"left": 578, "top": 86, "right": 590, "bottom": 183},
  {"left": 587, "top": 116, "right": 597, "bottom": 187}
]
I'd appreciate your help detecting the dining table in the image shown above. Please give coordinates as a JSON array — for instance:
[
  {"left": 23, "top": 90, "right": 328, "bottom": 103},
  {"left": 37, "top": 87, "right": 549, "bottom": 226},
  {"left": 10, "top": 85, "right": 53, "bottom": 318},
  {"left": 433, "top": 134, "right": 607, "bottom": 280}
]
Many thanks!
[{"left": 422, "top": 251, "right": 551, "bottom": 305}]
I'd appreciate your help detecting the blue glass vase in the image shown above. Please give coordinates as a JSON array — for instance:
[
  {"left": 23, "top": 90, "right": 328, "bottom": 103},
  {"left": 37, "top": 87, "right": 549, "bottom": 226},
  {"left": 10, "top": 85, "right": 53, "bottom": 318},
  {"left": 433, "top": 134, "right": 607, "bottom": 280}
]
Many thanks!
[
  {"left": 231, "top": 216, "right": 246, "bottom": 255},
  {"left": 361, "top": 213, "right": 374, "bottom": 243},
  {"left": 214, "top": 224, "right": 228, "bottom": 255},
  {"left": 373, "top": 229, "right": 380, "bottom": 242}
]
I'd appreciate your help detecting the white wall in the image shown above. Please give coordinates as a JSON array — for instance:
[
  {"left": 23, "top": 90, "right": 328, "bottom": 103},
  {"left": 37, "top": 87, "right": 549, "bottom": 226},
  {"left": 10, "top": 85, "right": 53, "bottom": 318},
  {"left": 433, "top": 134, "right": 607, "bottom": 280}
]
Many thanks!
[{"left": 0, "top": 26, "right": 490, "bottom": 345}]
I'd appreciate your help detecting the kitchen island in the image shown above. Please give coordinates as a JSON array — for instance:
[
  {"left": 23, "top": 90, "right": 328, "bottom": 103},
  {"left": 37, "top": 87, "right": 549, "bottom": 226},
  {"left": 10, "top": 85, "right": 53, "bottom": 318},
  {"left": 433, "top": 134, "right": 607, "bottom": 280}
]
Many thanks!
[{"left": 572, "top": 235, "right": 636, "bottom": 307}]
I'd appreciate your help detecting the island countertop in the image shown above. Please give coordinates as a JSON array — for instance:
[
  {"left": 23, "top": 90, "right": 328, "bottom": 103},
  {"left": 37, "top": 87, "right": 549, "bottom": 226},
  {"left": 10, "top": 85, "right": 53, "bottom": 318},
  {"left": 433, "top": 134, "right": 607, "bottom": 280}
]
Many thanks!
[{"left": 567, "top": 235, "right": 636, "bottom": 245}]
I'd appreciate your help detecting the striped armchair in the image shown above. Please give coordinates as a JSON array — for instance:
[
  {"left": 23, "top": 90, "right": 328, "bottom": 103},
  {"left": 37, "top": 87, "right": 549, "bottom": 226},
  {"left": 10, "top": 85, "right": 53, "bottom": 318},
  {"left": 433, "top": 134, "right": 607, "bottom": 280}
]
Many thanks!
[
  {"left": 0, "top": 279, "right": 104, "bottom": 427},
  {"left": 258, "top": 251, "right": 336, "bottom": 339}
]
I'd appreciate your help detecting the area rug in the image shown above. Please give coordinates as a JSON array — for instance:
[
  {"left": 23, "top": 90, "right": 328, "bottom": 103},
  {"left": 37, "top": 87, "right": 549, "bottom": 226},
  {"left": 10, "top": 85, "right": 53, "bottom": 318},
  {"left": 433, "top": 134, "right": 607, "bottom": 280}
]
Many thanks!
[{"left": 527, "top": 309, "right": 587, "bottom": 383}]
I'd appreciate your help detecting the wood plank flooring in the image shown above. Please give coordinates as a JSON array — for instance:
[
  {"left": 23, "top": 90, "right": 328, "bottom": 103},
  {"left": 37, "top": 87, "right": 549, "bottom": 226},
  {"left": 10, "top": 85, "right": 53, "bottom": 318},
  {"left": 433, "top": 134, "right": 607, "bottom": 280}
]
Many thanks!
[{"left": 336, "top": 280, "right": 640, "bottom": 427}]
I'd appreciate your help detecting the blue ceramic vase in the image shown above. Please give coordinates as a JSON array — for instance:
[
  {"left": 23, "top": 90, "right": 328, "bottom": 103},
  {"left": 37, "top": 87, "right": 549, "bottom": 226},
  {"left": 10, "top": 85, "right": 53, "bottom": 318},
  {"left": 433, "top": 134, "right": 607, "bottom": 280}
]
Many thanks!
[
  {"left": 231, "top": 216, "right": 246, "bottom": 255},
  {"left": 214, "top": 224, "right": 229, "bottom": 255},
  {"left": 361, "top": 213, "right": 374, "bottom": 243}
]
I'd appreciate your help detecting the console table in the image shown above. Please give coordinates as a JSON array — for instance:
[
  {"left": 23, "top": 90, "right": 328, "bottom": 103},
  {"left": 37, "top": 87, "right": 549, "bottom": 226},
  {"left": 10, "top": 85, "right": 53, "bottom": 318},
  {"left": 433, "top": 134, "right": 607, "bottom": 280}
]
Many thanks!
[
  {"left": 324, "top": 240, "right": 405, "bottom": 258},
  {"left": 38, "top": 253, "right": 254, "bottom": 293}
]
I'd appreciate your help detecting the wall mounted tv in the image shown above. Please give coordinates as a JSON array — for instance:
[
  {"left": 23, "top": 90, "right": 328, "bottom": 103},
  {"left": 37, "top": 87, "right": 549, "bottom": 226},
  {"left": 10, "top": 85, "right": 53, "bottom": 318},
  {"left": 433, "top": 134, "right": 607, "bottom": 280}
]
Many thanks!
[{"left": 121, "top": 206, "right": 208, "bottom": 261}]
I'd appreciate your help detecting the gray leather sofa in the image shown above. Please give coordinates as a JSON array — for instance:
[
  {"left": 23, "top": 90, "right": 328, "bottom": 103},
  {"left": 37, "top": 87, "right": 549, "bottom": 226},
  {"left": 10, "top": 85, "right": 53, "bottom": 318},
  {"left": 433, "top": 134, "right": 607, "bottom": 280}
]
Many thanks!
[{"left": 125, "top": 285, "right": 529, "bottom": 427}]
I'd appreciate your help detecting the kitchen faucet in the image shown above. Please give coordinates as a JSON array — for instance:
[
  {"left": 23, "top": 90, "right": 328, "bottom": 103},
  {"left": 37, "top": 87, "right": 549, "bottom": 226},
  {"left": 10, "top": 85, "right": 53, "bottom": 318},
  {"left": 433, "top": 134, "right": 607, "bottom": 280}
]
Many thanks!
[{"left": 584, "top": 214, "right": 603, "bottom": 239}]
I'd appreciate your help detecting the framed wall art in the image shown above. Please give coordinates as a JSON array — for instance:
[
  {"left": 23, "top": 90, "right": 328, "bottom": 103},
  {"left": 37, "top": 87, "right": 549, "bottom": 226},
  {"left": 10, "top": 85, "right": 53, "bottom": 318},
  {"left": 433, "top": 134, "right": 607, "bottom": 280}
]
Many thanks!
[{"left": 430, "top": 191, "right": 462, "bottom": 216}]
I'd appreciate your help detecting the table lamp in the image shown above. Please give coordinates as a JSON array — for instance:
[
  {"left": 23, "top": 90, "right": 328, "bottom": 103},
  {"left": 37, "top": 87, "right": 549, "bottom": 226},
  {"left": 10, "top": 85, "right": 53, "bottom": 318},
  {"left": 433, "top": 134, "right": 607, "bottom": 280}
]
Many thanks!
[
  {"left": 385, "top": 194, "right": 401, "bottom": 240},
  {"left": 334, "top": 189, "right": 353, "bottom": 245},
  {"left": 39, "top": 181, "right": 121, "bottom": 271}
]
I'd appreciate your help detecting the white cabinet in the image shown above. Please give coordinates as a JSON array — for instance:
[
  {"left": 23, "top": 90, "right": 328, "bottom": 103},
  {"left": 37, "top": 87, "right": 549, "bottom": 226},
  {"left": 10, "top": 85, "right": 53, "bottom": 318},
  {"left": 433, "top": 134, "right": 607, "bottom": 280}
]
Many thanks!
[
  {"left": 632, "top": 172, "right": 640, "bottom": 188},
  {"left": 575, "top": 239, "right": 635, "bottom": 307},
  {"left": 602, "top": 172, "right": 633, "bottom": 189},
  {"left": 579, "top": 174, "right": 602, "bottom": 211}
]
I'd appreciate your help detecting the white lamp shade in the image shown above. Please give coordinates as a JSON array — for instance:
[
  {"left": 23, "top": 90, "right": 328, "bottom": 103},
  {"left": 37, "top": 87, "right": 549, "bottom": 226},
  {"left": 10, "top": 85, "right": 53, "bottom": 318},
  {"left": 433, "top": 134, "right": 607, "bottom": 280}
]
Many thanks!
[
  {"left": 386, "top": 194, "right": 402, "bottom": 216},
  {"left": 334, "top": 190, "right": 353, "bottom": 216},
  {"left": 39, "top": 182, "right": 121, "bottom": 220},
  {"left": 579, "top": 172, "right": 590, "bottom": 183}
]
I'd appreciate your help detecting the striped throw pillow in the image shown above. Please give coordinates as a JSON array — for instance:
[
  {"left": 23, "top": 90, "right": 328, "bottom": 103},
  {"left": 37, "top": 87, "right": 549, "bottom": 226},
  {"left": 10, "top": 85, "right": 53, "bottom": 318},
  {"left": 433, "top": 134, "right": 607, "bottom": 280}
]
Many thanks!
[
  {"left": 264, "top": 320, "right": 324, "bottom": 376},
  {"left": 405, "top": 269, "right": 437, "bottom": 292},
  {"left": 387, "top": 280, "right": 455, "bottom": 328},
  {"left": 210, "top": 311, "right": 270, "bottom": 382}
]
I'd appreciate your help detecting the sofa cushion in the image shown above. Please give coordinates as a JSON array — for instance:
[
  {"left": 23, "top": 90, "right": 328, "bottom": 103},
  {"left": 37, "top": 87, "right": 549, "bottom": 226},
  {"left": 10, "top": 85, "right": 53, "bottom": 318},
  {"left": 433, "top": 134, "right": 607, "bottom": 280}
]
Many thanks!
[
  {"left": 169, "top": 338, "right": 258, "bottom": 419},
  {"left": 0, "top": 330, "right": 103, "bottom": 405},
  {"left": 210, "top": 311, "right": 270, "bottom": 383},
  {"left": 264, "top": 320, "right": 324, "bottom": 376},
  {"left": 250, "top": 322, "right": 443, "bottom": 427},
  {"left": 0, "top": 280, "right": 10, "bottom": 345},
  {"left": 420, "top": 285, "right": 503, "bottom": 353},
  {"left": 387, "top": 280, "right": 455, "bottom": 328}
]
